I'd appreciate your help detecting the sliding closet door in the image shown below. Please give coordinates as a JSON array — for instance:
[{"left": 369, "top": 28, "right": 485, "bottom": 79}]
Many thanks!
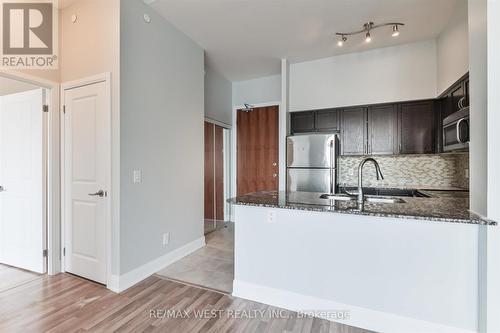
[
  {"left": 204, "top": 121, "right": 225, "bottom": 224},
  {"left": 214, "top": 125, "right": 224, "bottom": 221},
  {"left": 204, "top": 122, "right": 215, "bottom": 220}
]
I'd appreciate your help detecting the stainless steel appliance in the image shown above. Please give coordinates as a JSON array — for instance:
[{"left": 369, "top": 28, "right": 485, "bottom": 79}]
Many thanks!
[
  {"left": 443, "top": 106, "right": 469, "bottom": 152},
  {"left": 286, "top": 134, "right": 339, "bottom": 193}
]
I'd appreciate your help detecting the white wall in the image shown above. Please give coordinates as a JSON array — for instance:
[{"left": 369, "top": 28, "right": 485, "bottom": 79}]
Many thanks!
[
  {"left": 120, "top": 0, "right": 204, "bottom": 275},
  {"left": 437, "top": 0, "right": 469, "bottom": 95},
  {"left": 232, "top": 74, "right": 281, "bottom": 106},
  {"left": 289, "top": 40, "right": 438, "bottom": 111},
  {"left": 485, "top": 1, "right": 500, "bottom": 332},
  {"left": 468, "top": 0, "right": 487, "bottom": 217},
  {"left": 233, "top": 205, "right": 479, "bottom": 333},
  {"left": 205, "top": 66, "right": 232, "bottom": 125}
]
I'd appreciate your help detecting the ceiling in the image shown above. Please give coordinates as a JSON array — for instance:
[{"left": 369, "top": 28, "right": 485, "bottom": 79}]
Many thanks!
[
  {"left": 148, "top": 0, "right": 460, "bottom": 81},
  {"left": 0, "top": 77, "right": 39, "bottom": 97}
]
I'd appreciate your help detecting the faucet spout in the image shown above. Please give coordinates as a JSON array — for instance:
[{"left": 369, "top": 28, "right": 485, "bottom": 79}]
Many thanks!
[{"left": 357, "top": 157, "right": 384, "bottom": 205}]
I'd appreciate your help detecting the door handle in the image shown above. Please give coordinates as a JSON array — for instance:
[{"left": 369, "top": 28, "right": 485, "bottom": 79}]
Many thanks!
[
  {"left": 88, "top": 190, "right": 105, "bottom": 197},
  {"left": 0, "top": 186, "right": 5, "bottom": 192}
]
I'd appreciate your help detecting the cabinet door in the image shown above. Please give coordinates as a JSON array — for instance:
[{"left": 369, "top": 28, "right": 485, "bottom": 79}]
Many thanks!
[
  {"left": 399, "top": 101, "right": 435, "bottom": 154},
  {"left": 315, "top": 109, "right": 339, "bottom": 132},
  {"left": 368, "top": 105, "right": 397, "bottom": 155},
  {"left": 464, "top": 77, "right": 469, "bottom": 107},
  {"left": 290, "top": 111, "right": 315, "bottom": 133},
  {"left": 450, "top": 83, "right": 465, "bottom": 114},
  {"left": 341, "top": 107, "right": 367, "bottom": 155}
]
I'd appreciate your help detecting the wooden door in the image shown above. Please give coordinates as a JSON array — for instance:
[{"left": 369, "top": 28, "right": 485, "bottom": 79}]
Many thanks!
[
  {"left": 237, "top": 105, "right": 279, "bottom": 196},
  {"left": 204, "top": 123, "right": 224, "bottom": 221},
  {"left": 204, "top": 122, "right": 214, "bottom": 220},
  {"left": 341, "top": 107, "right": 367, "bottom": 155},
  {"left": 214, "top": 125, "right": 224, "bottom": 220},
  {"left": 368, "top": 105, "right": 397, "bottom": 155},
  {"left": 399, "top": 101, "right": 435, "bottom": 154},
  {"left": 64, "top": 81, "right": 109, "bottom": 284}
]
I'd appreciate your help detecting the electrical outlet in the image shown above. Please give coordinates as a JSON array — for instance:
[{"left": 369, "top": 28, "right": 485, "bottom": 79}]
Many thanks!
[
  {"left": 162, "top": 232, "right": 170, "bottom": 246},
  {"left": 267, "top": 211, "right": 277, "bottom": 224},
  {"left": 465, "top": 169, "right": 469, "bottom": 179},
  {"left": 133, "top": 170, "right": 142, "bottom": 184}
]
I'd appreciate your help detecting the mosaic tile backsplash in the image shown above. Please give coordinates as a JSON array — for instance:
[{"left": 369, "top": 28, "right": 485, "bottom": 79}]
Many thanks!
[{"left": 338, "top": 153, "right": 469, "bottom": 189}]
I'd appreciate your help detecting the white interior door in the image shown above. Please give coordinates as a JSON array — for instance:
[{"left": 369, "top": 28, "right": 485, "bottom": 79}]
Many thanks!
[
  {"left": 0, "top": 88, "right": 46, "bottom": 274},
  {"left": 64, "top": 81, "right": 109, "bottom": 284}
]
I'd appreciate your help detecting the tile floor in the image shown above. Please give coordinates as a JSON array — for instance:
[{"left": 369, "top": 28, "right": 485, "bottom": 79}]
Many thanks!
[{"left": 157, "top": 222, "right": 234, "bottom": 293}]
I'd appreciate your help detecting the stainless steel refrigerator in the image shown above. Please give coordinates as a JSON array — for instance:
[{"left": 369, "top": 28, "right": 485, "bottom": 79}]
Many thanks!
[{"left": 286, "top": 133, "right": 339, "bottom": 193}]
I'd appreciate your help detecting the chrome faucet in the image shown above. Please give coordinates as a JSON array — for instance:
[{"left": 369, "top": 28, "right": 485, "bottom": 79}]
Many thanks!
[{"left": 357, "top": 157, "right": 384, "bottom": 205}]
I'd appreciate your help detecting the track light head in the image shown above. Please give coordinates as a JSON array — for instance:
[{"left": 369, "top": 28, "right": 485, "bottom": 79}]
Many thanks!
[
  {"left": 392, "top": 25, "right": 400, "bottom": 37},
  {"left": 337, "top": 35, "right": 347, "bottom": 47},
  {"left": 365, "top": 31, "right": 372, "bottom": 43}
]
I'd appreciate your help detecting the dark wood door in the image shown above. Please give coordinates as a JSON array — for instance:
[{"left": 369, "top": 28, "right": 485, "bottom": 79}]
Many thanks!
[
  {"left": 214, "top": 125, "right": 224, "bottom": 220},
  {"left": 399, "top": 101, "right": 435, "bottom": 154},
  {"left": 204, "top": 122, "right": 214, "bottom": 220},
  {"left": 341, "top": 107, "right": 367, "bottom": 155},
  {"left": 315, "top": 109, "right": 339, "bottom": 132},
  {"left": 290, "top": 111, "right": 314, "bottom": 133},
  {"left": 368, "top": 105, "right": 397, "bottom": 155},
  {"left": 237, "top": 105, "right": 279, "bottom": 195}
]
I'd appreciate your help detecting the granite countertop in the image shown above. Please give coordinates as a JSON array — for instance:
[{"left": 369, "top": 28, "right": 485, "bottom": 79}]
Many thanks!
[{"left": 229, "top": 190, "right": 497, "bottom": 226}]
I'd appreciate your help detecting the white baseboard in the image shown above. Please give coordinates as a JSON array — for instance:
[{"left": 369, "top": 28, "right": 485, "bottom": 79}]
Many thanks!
[
  {"left": 108, "top": 236, "right": 205, "bottom": 293},
  {"left": 232, "top": 280, "right": 475, "bottom": 333}
]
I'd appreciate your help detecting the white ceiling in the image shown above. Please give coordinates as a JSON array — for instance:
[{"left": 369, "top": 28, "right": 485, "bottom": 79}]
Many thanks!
[
  {"left": 149, "top": 0, "right": 460, "bottom": 81},
  {"left": 0, "top": 77, "right": 39, "bottom": 97}
]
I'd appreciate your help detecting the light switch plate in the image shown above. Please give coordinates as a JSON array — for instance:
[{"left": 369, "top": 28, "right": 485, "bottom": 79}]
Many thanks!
[{"left": 133, "top": 170, "right": 142, "bottom": 184}]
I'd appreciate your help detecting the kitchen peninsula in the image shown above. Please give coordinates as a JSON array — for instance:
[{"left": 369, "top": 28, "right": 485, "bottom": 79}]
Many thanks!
[{"left": 230, "top": 190, "right": 495, "bottom": 333}]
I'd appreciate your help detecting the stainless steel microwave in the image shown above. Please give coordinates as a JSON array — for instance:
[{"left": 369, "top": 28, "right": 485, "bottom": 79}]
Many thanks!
[{"left": 443, "top": 107, "right": 469, "bottom": 152}]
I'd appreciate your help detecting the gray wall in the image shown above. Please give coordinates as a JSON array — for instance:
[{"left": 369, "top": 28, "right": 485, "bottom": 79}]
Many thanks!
[
  {"left": 205, "top": 66, "right": 232, "bottom": 125},
  {"left": 120, "top": 0, "right": 204, "bottom": 274},
  {"left": 232, "top": 75, "right": 281, "bottom": 106}
]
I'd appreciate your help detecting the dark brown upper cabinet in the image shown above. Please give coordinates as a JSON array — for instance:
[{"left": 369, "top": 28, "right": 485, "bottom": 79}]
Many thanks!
[
  {"left": 368, "top": 104, "right": 398, "bottom": 155},
  {"left": 290, "top": 111, "right": 315, "bottom": 133},
  {"left": 315, "top": 109, "right": 339, "bottom": 132},
  {"left": 398, "top": 101, "right": 435, "bottom": 154},
  {"left": 439, "top": 72, "right": 469, "bottom": 119},
  {"left": 341, "top": 107, "right": 367, "bottom": 156}
]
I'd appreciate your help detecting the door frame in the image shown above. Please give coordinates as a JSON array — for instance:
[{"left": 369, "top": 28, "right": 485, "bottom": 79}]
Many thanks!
[
  {"left": 60, "top": 73, "right": 112, "bottom": 287},
  {"left": 231, "top": 102, "right": 283, "bottom": 221},
  {"left": 0, "top": 70, "right": 59, "bottom": 275}
]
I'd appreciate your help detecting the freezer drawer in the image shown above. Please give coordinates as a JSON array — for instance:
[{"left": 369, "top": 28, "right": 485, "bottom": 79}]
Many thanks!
[
  {"left": 287, "top": 169, "right": 334, "bottom": 193},
  {"left": 286, "top": 134, "right": 338, "bottom": 168}
]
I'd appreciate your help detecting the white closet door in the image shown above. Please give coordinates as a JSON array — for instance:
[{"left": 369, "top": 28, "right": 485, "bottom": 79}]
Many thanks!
[{"left": 0, "top": 89, "right": 45, "bottom": 274}]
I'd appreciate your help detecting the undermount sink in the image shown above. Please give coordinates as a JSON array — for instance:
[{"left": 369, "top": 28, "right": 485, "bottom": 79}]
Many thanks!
[
  {"left": 365, "top": 196, "right": 406, "bottom": 204},
  {"left": 319, "top": 193, "right": 406, "bottom": 204},
  {"left": 319, "top": 193, "right": 355, "bottom": 201}
]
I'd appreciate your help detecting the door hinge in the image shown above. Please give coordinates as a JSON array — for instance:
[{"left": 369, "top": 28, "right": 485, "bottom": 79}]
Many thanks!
[
  {"left": 63, "top": 247, "right": 66, "bottom": 256},
  {"left": 43, "top": 105, "right": 49, "bottom": 113},
  {"left": 43, "top": 249, "right": 48, "bottom": 257},
  {"left": 63, "top": 105, "right": 66, "bottom": 114}
]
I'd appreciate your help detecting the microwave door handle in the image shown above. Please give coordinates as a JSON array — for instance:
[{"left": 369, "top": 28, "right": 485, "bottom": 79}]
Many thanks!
[{"left": 456, "top": 118, "right": 465, "bottom": 143}]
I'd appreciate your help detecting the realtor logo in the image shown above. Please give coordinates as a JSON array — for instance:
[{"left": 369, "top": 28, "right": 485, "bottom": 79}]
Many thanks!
[{"left": 1, "top": 0, "right": 58, "bottom": 68}]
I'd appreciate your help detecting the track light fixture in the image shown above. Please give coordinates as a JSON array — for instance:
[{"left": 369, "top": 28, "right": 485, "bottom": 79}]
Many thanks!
[
  {"left": 336, "top": 22, "right": 404, "bottom": 46},
  {"left": 337, "top": 35, "right": 347, "bottom": 47}
]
